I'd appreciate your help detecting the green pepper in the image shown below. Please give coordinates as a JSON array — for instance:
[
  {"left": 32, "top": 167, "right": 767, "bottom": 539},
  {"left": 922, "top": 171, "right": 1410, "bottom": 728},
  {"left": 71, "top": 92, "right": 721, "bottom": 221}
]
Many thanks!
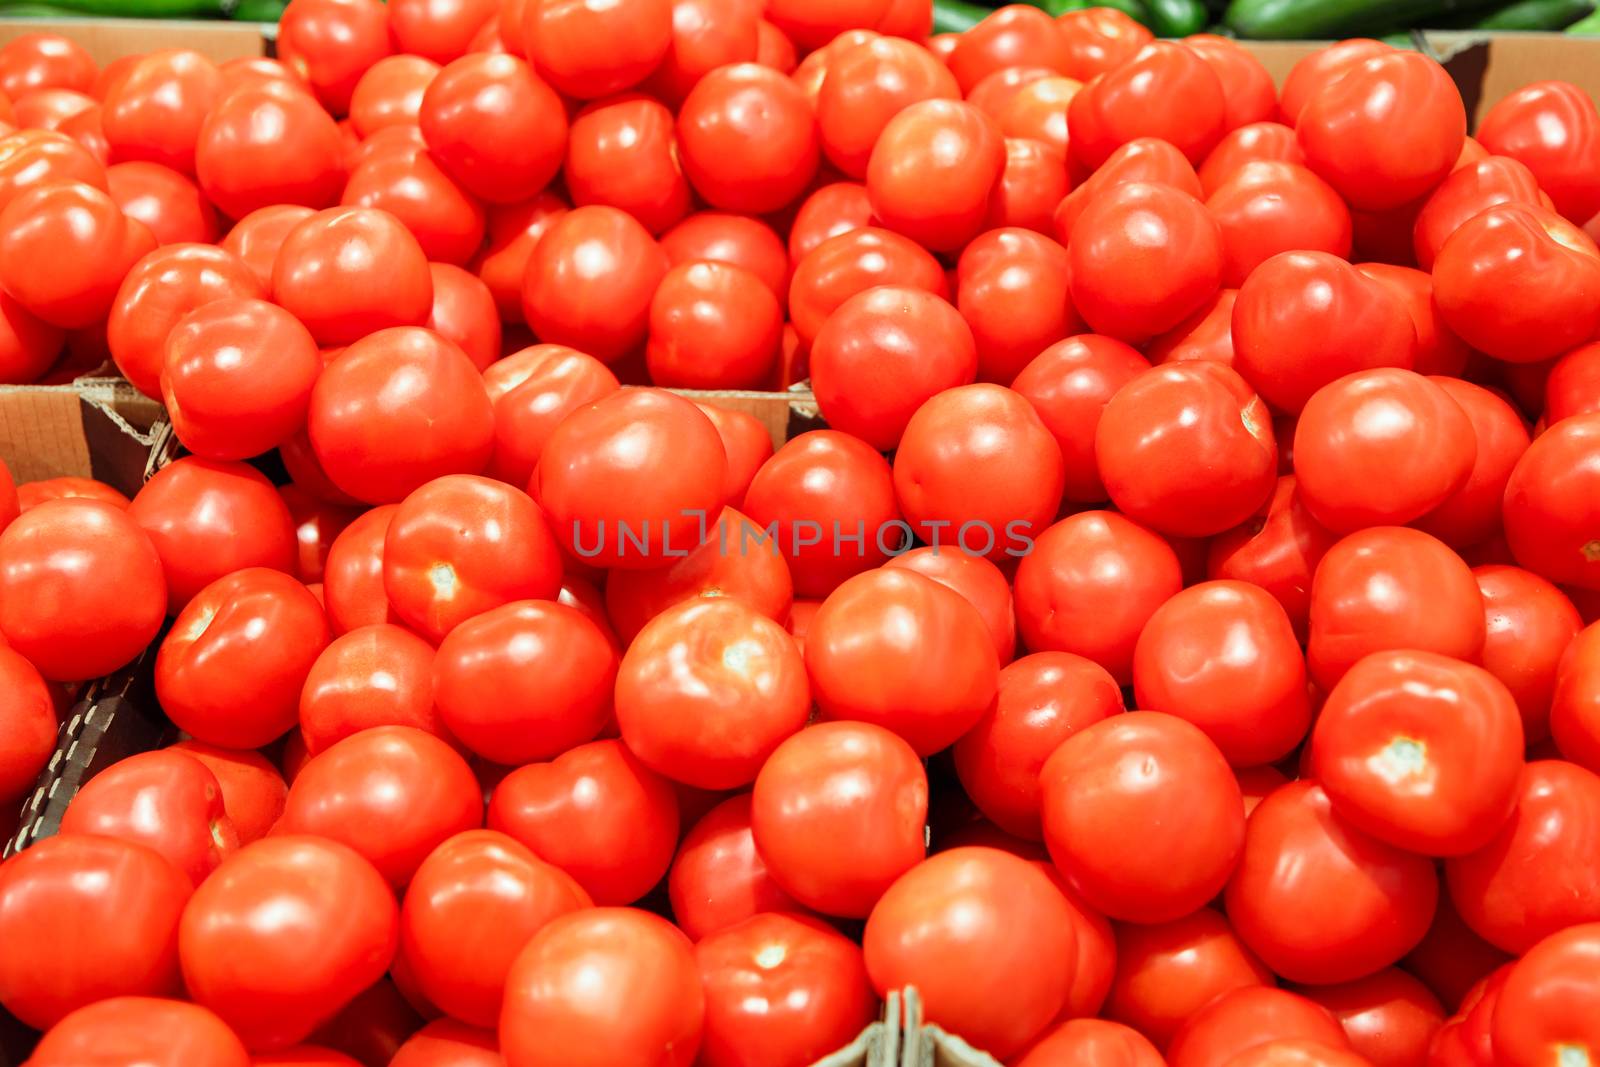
[
  {"left": 1148, "top": 0, "right": 1208, "bottom": 33},
  {"left": 932, "top": 0, "right": 988, "bottom": 32},
  {"left": 1223, "top": 0, "right": 1500, "bottom": 38},
  {"left": 1459, "top": 0, "right": 1596, "bottom": 28}
]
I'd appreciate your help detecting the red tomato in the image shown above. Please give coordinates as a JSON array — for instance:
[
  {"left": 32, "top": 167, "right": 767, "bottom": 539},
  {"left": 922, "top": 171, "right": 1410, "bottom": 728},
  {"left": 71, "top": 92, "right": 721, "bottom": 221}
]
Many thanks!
[
  {"left": 469, "top": 193, "right": 565, "bottom": 322},
  {"left": 488, "top": 739, "right": 679, "bottom": 905},
  {"left": 273, "top": 206, "right": 432, "bottom": 346},
  {"left": 675, "top": 63, "right": 818, "bottom": 216},
  {"left": 1011, "top": 334, "right": 1149, "bottom": 502},
  {"left": 168, "top": 741, "right": 289, "bottom": 846},
  {"left": 764, "top": 0, "right": 887, "bottom": 51},
  {"left": 29, "top": 998, "right": 248, "bottom": 1067},
  {"left": 1226, "top": 781, "right": 1438, "bottom": 984},
  {"left": 1016, "top": 1019, "right": 1165, "bottom": 1067},
  {"left": 866, "top": 848, "right": 1078, "bottom": 1059},
  {"left": 1217, "top": 1041, "right": 1372, "bottom": 1067},
  {"left": 0, "top": 130, "right": 107, "bottom": 215},
  {"left": 1413, "top": 377, "right": 1529, "bottom": 546},
  {"left": 668, "top": 793, "right": 804, "bottom": 941},
  {"left": 308, "top": 327, "right": 494, "bottom": 504},
  {"left": 0, "top": 498, "right": 165, "bottom": 680},
  {"left": 817, "top": 36, "right": 957, "bottom": 178},
  {"left": 660, "top": 212, "right": 786, "bottom": 298},
  {"left": 694, "top": 404, "right": 774, "bottom": 507},
  {"left": 1412, "top": 156, "right": 1545, "bottom": 271},
  {"left": 1199, "top": 121, "right": 1306, "bottom": 195},
  {"left": 180, "top": 835, "right": 398, "bottom": 1050},
  {"left": 348, "top": 55, "right": 436, "bottom": 137},
  {"left": 956, "top": 228, "right": 1077, "bottom": 384},
  {"left": 787, "top": 182, "right": 873, "bottom": 265},
  {"left": 418, "top": 54, "right": 564, "bottom": 206},
  {"left": 1014, "top": 511, "right": 1184, "bottom": 684},
  {"left": 60, "top": 749, "right": 237, "bottom": 885},
  {"left": 949, "top": 7, "right": 1069, "bottom": 92},
  {"left": 0, "top": 179, "right": 149, "bottom": 329},
  {"left": 195, "top": 80, "right": 345, "bottom": 222},
  {"left": 100, "top": 49, "right": 223, "bottom": 176},
  {"left": 697, "top": 912, "right": 876, "bottom": 1067},
  {"left": 520, "top": 204, "right": 667, "bottom": 361},
  {"left": 1492, "top": 921, "right": 1600, "bottom": 1067},
  {"left": 501, "top": 908, "right": 702, "bottom": 1067},
  {"left": 643, "top": 0, "right": 759, "bottom": 105},
  {"left": 885, "top": 546, "right": 1013, "bottom": 662},
  {"left": 867, "top": 98, "right": 1003, "bottom": 252},
  {"left": 1148, "top": 288, "right": 1239, "bottom": 368},
  {"left": 424, "top": 262, "right": 499, "bottom": 372},
  {"left": 787, "top": 226, "right": 945, "bottom": 346},
  {"left": 1553, "top": 622, "right": 1600, "bottom": 773},
  {"left": 996, "top": 76, "right": 1079, "bottom": 156},
  {"left": 1278, "top": 38, "right": 1391, "bottom": 126},
  {"left": 563, "top": 94, "right": 688, "bottom": 236},
  {"left": 1547, "top": 340, "right": 1600, "bottom": 425},
  {"left": 108, "top": 242, "right": 262, "bottom": 396},
  {"left": 534, "top": 388, "right": 726, "bottom": 569},
  {"left": 1055, "top": 137, "right": 1203, "bottom": 242},
  {"left": 221, "top": 204, "right": 315, "bottom": 289},
  {"left": 0, "top": 835, "right": 191, "bottom": 1029},
  {"left": 108, "top": 159, "right": 222, "bottom": 245},
  {"left": 806, "top": 568, "right": 998, "bottom": 756},
  {"left": 1356, "top": 263, "right": 1470, "bottom": 379},
  {"left": 299, "top": 623, "right": 445, "bottom": 754},
  {"left": 1042, "top": 711, "right": 1244, "bottom": 924},
  {"left": 1206, "top": 474, "right": 1336, "bottom": 640},
  {"left": 1185, "top": 34, "right": 1275, "bottom": 133},
  {"left": 646, "top": 260, "right": 781, "bottom": 388},
  {"left": 320, "top": 507, "right": 403, "bottom": 633},
  {"left": 1296, "top": 969, "right": 1444, "bottom": 1067},
  {"left": 390, "top": 1021, "right": 500, "bottom": 1067},
  {"left": 1068, "top": 42, "right": 1225, "bottom": 169},
  {"left": 1232, "top": 251, "right": 1416, "bottom": 415},
  {"left": 522, "top": 0, "right": 671, "bottom": 99},
  {"left": 389, "top": 0, "right": 496, "bottom": 62},
  {"left": 1502, "top": 413, "right": 1600, "bottom": 592},
  {"left": 1207, "top": 161, "right": 1350, "bottom": 287},
  {"left": 750, "top": 721, "right": 927, "bottom": 918},
  {"left": 1477, "top": 80, "right": 1600, "bottom": 224},
  {"left": 0, "top": 33, "right": 96, "bottom": 98},
  {"left": 482, "top": 344, "right": 618, "bottom": 488},
  {"left": 277, "top": 0, "right": 393, "bottom": 114},
  {"left": 341, "top": 137, "right": 485, "bottom": 265},
  {"left": 1476, "top": 565, "right": 1583, "bottom": 745},
  {"left": 1106, "top": 908, "right": 1272, "bottom": 1048},
  {"left": 0, "top": 645, "right": 55, "bottom": 803}
]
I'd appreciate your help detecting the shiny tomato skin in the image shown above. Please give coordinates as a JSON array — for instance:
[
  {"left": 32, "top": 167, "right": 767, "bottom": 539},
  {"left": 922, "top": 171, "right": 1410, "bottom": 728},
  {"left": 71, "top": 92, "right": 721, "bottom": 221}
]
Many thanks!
[
  {"left": 195, "top": 80, "right": 345, "bottom": 221},
  {"left": 956, "top": 227, "right": 1078, "bottom": 385},
  {"left": 0, "top": 178, "right": 144, "bottom": 329},
  {"left": 340, "top": 137, "right": 485, "bottom": 266},
  {"left": 320, "top": 506, "right": 402, "bottom": 633},
  {"left": 817, "top": 35, "right": 957, "bottom": 178},
  {"left": 179, "top": 835, "right": 399, "bottom": 1051},
  {"left": 867, "top": 98, "right": 1004, "bottom": 253},
  {"left": 221, "top": 204, "right": 316, "bottom": 289},
  {"left": 1553, "top": 622, "right": 1600, "bottom": 773},
  {"left": 299, "top": 623, "right": 445, "bottom": 755},
  {"left": 1054, "top": 137, "right": 1204, "bottom": 242},
  {"left": 1412, "top": 376, "right": 1528, "bottom": 547},
  {"left": 787, "top": 182, "right": 873, "bottom": 265},
  {"left": 0, "top": 498, "right": 166, "bottom": 681},
  {"left": 0, "top": 33, "right": 97, "bottom": 98},
  {"left": 521, "top": 0, "right": 671, "bottom": 100},
  {"left": 1412, "top": 156, "right": 1545, "bottom": 272},
  {"left": 1198, "top": 121, "right": 1306, "bottom": 196},
  {"left": 805, "top": 567, "right": 999, "bottom": 757},
  {"left": 1547, "top": 340, "right": 1600, "bottom": 425},
  {"left": 1011, "top": 334, "right": 1150, "bottom": 503},
  {"left": 0, "top": 835, "right": 191, "bottom": 1029},
  {"left": 272, "top": 206, "right": 431, "bottom": 346},
  {"left": 29, "top": 998, "right": 249, "bottom": 1067},
  {"left": 488, "top": 739, "right": 679, "bottom": 906},
  {"left": 1206, "top": 161, "right": 1351, "bottom": 287},
  {"left": 750, "top": 721, "right": 927, "bottom": 919},
  {"left": 646, "top": 260, "right": 781, "bottom": 389},
  {"left": 564, "top": 94, "right": 689, "bottom": 236},
  {"left": 1503, "top": 413, "right": 1600, "bottom": 592},
  {"left": 1477, "top": 565, "right": 1583, "bottom": 745},
  {"left": 482, "top": 344, "right": 618, "bottom": 488},
  {"left": 1054, "top": 7, "right": 1149, "bottom": 80},
  {"left": 389, "top": 1020, "right": 500, "bottom": 1067},
  {"left": 787, "top": 226, "right": 945, "bottom": 346},
  {"left": 1068, "top": 41, "right": 1224, "bottom": 169},
  {"left": 659, "top": 212, "right": 785, "bottom": 299},
  {"left": 470, "top": 193, "right": 566, "bottom": 323},
  {"left": 1295, "top": 968, "right": 1445, "bottom": 1067},
  {"left": 0, "top": 645, "right": 55, "bottom": 804},
  {"left": 865, "top": 847, "right": 1078, "bottom": 1060},
  {"left": 388, "top": 0, "right": 496, "bottom": 63},
  {"left": 1306, "top": 526, "right": 1484, "bottom": 692},
  {"left": 1167, "top": 986, "right": 1352, "bottom": 1067},
  {"left": 167, "top": 741, "right": 288, "bottom": 846},
  {"left": 1491, "top": 922, "right": 1600, "bottom": 1067},
  {"left": 1015, "top": 1019, "right": 1164, "bottom": 1067},
  {"left": 348, "top": 55, "right": 436, "bottom": 137},
  {"left": 668, "top": 793, "right": 804, "bottom": 941},
  {"left": 399, "top": 829, "right": 590, "bottom": 1028},
  {"left": 1278, "top": 38, "right": 1391, "bottom": 127},
  {"left": 884, "top": 547, "right": 1014, "bottom": 664},
  {"left": 996, "top": 76, "right": 1079, "bottom": 156},
  {"left": 105, "top": 160, "right": 218, "bottom": 246},
  {"left": 100, "top": 49, "right": 223, "bottom": 176},
  {"left": 419, "top": 53, "right": 564, "bottom": 206},
  {"left": 697, "top": 912, "right": 876, "bottom": 1067},
  {"left": 1226, "top": 781, "right": 1438, "bottom": 985},
  {"left": 277, "top": 0, "right": 393, "bottom": 115},
  {"left": 520, "top": 204, "right": 668, "bottom": 362},
  {"left": 1477, "top": 80, "right": 1600, "bottom": 224},
  {"left": 1014, "top": 511, "right": 1183, "bottom": 685},
  {"left": 499, "top": 908, "right": 702, "bottom": 1067},
  {"left": 1207, "top": 474, "right": 1337, "bottom": 640},
  {"left": 1042, "top": 711, "right": 1244, "bottom": 924},
  {"left": 677, "top": 63, "right": 818, "bottom": 215},
  {"left": 694, "top": 405, "right": 774, "bottom": 508},
  {"left": 1106, "top": 908, "right": 1273, "bottom": 1049},
  {"left": 128, "top": 457, "right": 297, "bottom": 610},
  {"left": 1185, "top": 34, "right": 1276, "bottom": 133},
  {"left": 1296, "top": 52, "right": 1464, "bottom": 212},
  {"left": 0, "top": 287, "right": 65, "bottom": 383}
]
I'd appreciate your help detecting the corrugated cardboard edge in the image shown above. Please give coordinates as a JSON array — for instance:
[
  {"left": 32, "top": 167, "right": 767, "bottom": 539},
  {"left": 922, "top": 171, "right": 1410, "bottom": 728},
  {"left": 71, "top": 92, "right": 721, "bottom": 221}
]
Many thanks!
[
  {"left": 1421, "top": 30, "right": 1600, "bottom": 129},
  {"left": 812, "top": 990, "right": 901, "bottom": 1067},
  {"left": 898, "top": 988, "right": 1004, "bottom": 1067},
  {"left": 0, "top": 17, "right": 266, "bottom": 65},
  {"left": 675, "top": 386, "right": 822, "bottom": 450},
  {"left": 0, "top": 379, "right": 165, "bottom": 495}
]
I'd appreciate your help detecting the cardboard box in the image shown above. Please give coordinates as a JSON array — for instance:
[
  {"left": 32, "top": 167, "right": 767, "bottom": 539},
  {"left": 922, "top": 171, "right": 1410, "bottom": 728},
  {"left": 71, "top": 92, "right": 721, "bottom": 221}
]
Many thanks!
[
  {"left": 0, "top": 17, "right": 266, "bottom": 65},
  {"left": 1424, "top": 30, "right": 1600, "bottom": 127}
]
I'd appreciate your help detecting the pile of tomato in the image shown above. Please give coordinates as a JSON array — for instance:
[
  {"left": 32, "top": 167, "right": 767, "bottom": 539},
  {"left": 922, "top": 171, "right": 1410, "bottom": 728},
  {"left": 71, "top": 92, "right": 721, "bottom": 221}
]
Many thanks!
[{"left": 0, "top": 1, "right": 1598, "bottom": 1065}]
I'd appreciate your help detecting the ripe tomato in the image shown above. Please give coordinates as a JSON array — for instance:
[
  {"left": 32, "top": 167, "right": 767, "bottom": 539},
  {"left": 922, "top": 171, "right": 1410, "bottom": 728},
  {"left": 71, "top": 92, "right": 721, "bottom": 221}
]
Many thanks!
[
  {"left": 0, "top": 498, "right": 166, "bottom": 681},
  {"left": 1477, "top": 565, "right": 1583, "bottom": 744},
  {"left": 695, "top": 405, "right": 774, "bottom": 507},
  {"left": 995, "top": 76, "right": 1078, "bottom": 156},
  {"left": 1015, "top": 1019, "right": 1165, "bottom": 1067},
  {"left": 522, "top": 0, "right": 671, "bottom": 99},
  {"left": 1105, "top": 909, "right": 1272, "bottom": 1048},
  {"left": 866, "top": 848, "right": 1078, "bottom": 1060},
  {"left": 273, "top": 206, "right": 432, "bottom": 346},
  {"left": 390, "top": 1021, "right": 501, "bottom": 1067},
  {"left": 221, "top": 204, "right": 316, "bottom": 289},
  {"left": 787, "top": 182, "right": 872, "bottom": 265},
  {"left": 1412, "top": 377, "right": 1529, "bottom": 547},
  {"left": 0, "top": 288, "right": 64, "bottom": 383},
  {"left": 0, "top": 130, "right": 106, "bottom": 216},
  {"left": 13, "top": 475, "right": 128, "bottom": 512},
  {"left": 418, "top": 54, "right": 564, "bottom": 206},
  {"left": 107, "top": 242, "right": 262, "bottom": 397},
  {"left": 1503, "top": 413, "right": 1600, "bottom": 592},
  {"left": 1185, "top": 34, "right": 1275, "bottom": 132},
  {"left": 787, "top": 226, "right": 945, "bottom": 346},
  {"left": 0, "top": 33, "right": 97, "bottom": 98},
  {"left": 646, "top": 260, "right": 782, "bottom": 388},
  {"left": 1198, "top": 121, "right": 1306, "bottom": 195},
  {"left": 1492, "top": 922, "right": 1600, "bottom": 1067},
  {"left": 1014, "top": 511, "right": 1183, "bottom": 684},
  {"left": 1296, "top": 968, "right": 1445, "bottom": 1067},
  {"left": 168, "top": 741, "right": 289, "bottom": 846},
  {"left": 750, "top": 721, "right": 927, "bottom": 919},
  {"left": 1552, "top": 622, "right": 1600, "bottom": 775},
  {"left": 1412, "top": 156, "right": 1545, "bottom": 271},
  {"left": 0, "top": 835, "right": 190, "bottom": 1029},
  {"left": 867, "top": 98, "right": 1004, "bottom": 252},
  {"left": 100, "top": 49, "right": 223, "bottom": 176},
  {"left": 668, "top": 793, "right": 803, "bottom": 941},
  {"left": 388, "top": 0, "right": 496, "bottom": 62},
  {"left": 677, "top": 63, "right": 818, "bottom": 215},
  {"left": 470, "top": 193, "right": 566, "bottom": 322},
  {"left": 1069, "top": 182, "right": 1222, "bottom": 343},
  {"left": 697, "top": 912, "right": 876, "bottom": 1067},
  {"left": 28, "top": 998, "right": 249, "bottom": 1067},
  {"left": 1477, "top": 80, "right": 1600, "bottom": 224},
  {"left": 955, "top": 228, "right": 1078, "bottom": 384},
  {"left": 1207, "top": 162, "right": 1351, "bottom": 287},
  {"left": 488, "top": 739, "right": 679, "bottom": 905},
  {"left": 482, "top": 343, "right": 618, "bottom": 487},
  {"left": 805, "top": 568, "right": 998, "bottom": 756},
  {"left": 128, "top": 456, "right": 297, "bottom": 609},
  {"left": 308, "top": 327, "right": 494, "bottom": 504},
  {"left": 1232, "top": 251, "right": 1416, "bottom": 415},
  {"left": 1055, "top": 137, "right": 1204, "bottom": 241},
  {"left": 1042, "top": 711, "right": 1244, "bottom": 924},
  {"left": 1011, "top": 334, "right": 1149, "bottom": 502},
  {"left": 422, "top": 262, "right": 499, "bottom": 372},
  {"left": 817, "top": 36, "right": 957, "bottom": 178},
  {"left": 1547, "top": 340, "right": 1600, "bottom": 425},
  {"left": 0, "top": 179, "right": 148, "bottom": 329},
  {"left": 520, "top": 204, "right": 667, "bottom": 361},
  {"left": 195, "top": 80, "right": 345, "bottom": 221},
  {"left": 277, "top": 0, "right": 392, "bottom": 114},
  {"left": 1431, "top": 202, "right": 1600, "bottom": 363},
  {"left": 500, "top": 909, "right": 702, "bottom": 1067},
  {"left": 659, "top": 212, "right": 786, "bottom": 299},
  {"left": 1277, "top": 38, "right": 1391, "bottom": 126},
  {"left": 564, "top": 94, "right": 690, "bottom": 235},
  {"left": 1069, "top": 42, "right": 1225, "bottom": 168},
  {"left": 949, "top": 7, "right": 1068, "bottom": 93},
  {"left": 0, "top": 645, "right": 55, "bottom": 804},
  {"left": 180, "top": 835, "right": 398, "bottom": 1050},
  {"left": 885, "top": 547, "right": 1014, "bottom": 663},
  {"left": 643, "top": 0, "right": 760, "bottom": 105},
  {"left": 1226, "top": 781, "right": 1438, "bottom": 984},
  {"left": 1207, "top": 474, "right": 1336, "bottom": 640},
  {"left": 320, "top": 506, "right": 402, "bottom": 632},
  {"left": 299, "top": 623, "right": 445, "bottom": 754},
  {"left": 348, "top": 55, "right": 436, "bottom": 136},
  {"left": 105, "top": 160, "right": 218, "bottom": 246},
  {"left": 341, "top": 137, "right": 485, "bottom": 265}
]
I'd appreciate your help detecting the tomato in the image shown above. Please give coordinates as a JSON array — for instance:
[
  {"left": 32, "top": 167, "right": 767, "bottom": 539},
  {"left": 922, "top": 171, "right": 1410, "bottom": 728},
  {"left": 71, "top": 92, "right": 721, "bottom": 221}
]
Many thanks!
[
  {"left": 501, "top": 908, "right": 702, "bottom": 1067},
  {"left": 563, "top": 95, "right": 689, "bottom": 236},
  {"left": 1069, "top": 42, "right": 1225, "bottom": 169},
  {"left": 534, "top": 388, "right": 726, "bottom": 569},
  {"left": 481, "top": 344, "right": 617, "bottom": 488},
  {"left": 1503, "top": 413, "right": 1600, "bottom": 592},
  {"left": 0, "top": 179, "right": 147, "bottom": 329},
  {"left": 390, "top": 1021, "right": 500, "bottom": 1067},
  {"left": 995, "top": 76, "right": 1078, "bottom": 156},
  {"left": 750, "top": 721, "right": 927, "bottom": 918},
  {"left": 308, "top": 327, "right": 494, "bottom": 504},
  {"left": 100, "top": 49, "right": 222, "bottom": 176},
  {"left": 0, "top": 646, "right": 55, "bottom": 804},
  {"left": 1548, "top": 340, "right": 1600, "bottom": 425},
  {"left": 0, "top": 834, "right": 190, "bottom": 1029},
  {"left": 0, "top": 498, "right": 165, "bottom": 680},
  {"left": 1226, "top": 780, "right": 1438, "bottom": 984},
  {"left": 413, "top": 55, "right": 564, "bottom": 208},
  {"left": 1206, "top": 475, "right": 1336, "bottom": 640},
  {"left": 1041, "top": 711, "right": 1243, "bottom": 924},
  {"left": 949, "top": 7, "right": 1067, "bottom": 92},
  {"left": 1014, "top": 511, "right": 1184, "bottom": 684},
  {"left": 642, "top": 0, "right": 759, "bottom": 105},
  {"left": 108, "top": 242, "right": 262, "bottom": 397},
  {"left": 277, "top": 0, "right": 393, "bottom": 115},
  {"left": 1411, "top": 377, "right": 1528, "bottom": 547},
  {"left": 0, "top": 130, "right": 107, "bottom": 216},
  {"left": 341, "top": 138, "right": 484, "bottom": 265},
  {"left": 1185, "top": 34, "right": 1275, "bottom": 133},
  {"left": 1232, "top": 251, "right": 1416, "bottom": 415},
  {"left": 695, "top": 913, "right": 874, "bottom": 1067},
  {"left": 180, "top": 836, "right": 397, "bottom": 1050},
  {"left": 13, "top": 477, "right": 127, "bottom": 513},
  {"left": 1016, "top": 1019, "right": 1165, "bottom": 1067},
  {"left": 741, "top": 430, "right": 900, "bottom": 597},
  {"left": 1010, "top": 334, "right": 1148, "bottom": 503},
  {"left": 1216, "top": 1040, "right": 1372, "bottom": 1067},
  {"left": 867, "top": 98, "right": 1003, "bottom": 252},
  {"left": 1276, "top": 38, "right": 1390, "bottom": 126},
  {"left": 1491, "top": 922, "right": 1600, "bottom": 1067},
  {"left": 884, "top": 547, "right": 1013, "bottom": 664},
  {"left": 273, "top": 206, "right": 431, "bottom": 346},
  {"left": 299, "top": 623, "right": 445, "bottom": 754},
  {"left": 676, "top": 65, "right": 817, "bottom": 217},
  {"left": 283, "top": 484, "right": 358, "bottom": 583},
  {"left": 1404, "top": 892, "right": 1511, "bottom": 1015},
  {"left": 320, "top": 507, "right": 403, "bottom": 633},
  {"left": 167, "top": 741, "right": 288, "bottom": 847},
  {"left": 195, "top": 80, "right": 345, "bottom": 221},
  {"left": 646, "top": 260, "right": 781, "bottom": 389},
  {"left": 695, "top": 404, "right": 774, "bottom": 507},
  {"left": 668, "top": 794, "right": 803, "bottom": 941},
  {"left": 522, "top": 0, "right": 671, "bottom": 99},
  {"left": 1207, "top": 162, "right": 1351, "bottom": 287},
  {"left": 1104, "top": 908, "right": 1271, "bottom": 1049},
  {"left": 787, "top": 226, "right": 944, "bottom": 346},
  {"left": 806, "top": 567, "right": 998, "bottom": 756},
  {"left": 1295, "top": 969, "right": 1444, "bottom": 1067},
  {"left": 954, "top": 228, "right": 1076, "bottom": 384},
  {"left": 384, "top": 0, "right": 494, "bottom": 62},
  {"left": 104, "top": 161, "right": 215, "bottom": 248},
  {"left": 816, "top": 36, "right": 956, "bottom": 179},
  {"left": 1412, "top": 157, "right": 1545, "bottom": 272},
  {"left": 1199, "top": 121, "right": 1305, "bottom": 196},
  {"left": 420, "top": 262, "right": 499, "bottom": 373},
  {"left": 470, "top": 194, "right": 566, "bottom": 322},
  {"left": 659, "top": 213, "right": 786, "bottom": 300},
  {"left": 1478, "top": 80, "right": 1600, "bottom": 224},
  {"left": 520, "top": 205, "right": 667, "bottom": 362},
  {"left": 0, "top": 33, "right": 96, "bottom": 98},
  {"left": 221, "top": 204, "right": 315, "bottom": 289},
  {"left": 1056, "top": 137, "right": 1205, "bottom": 244},
  {"left": 29, "top": 998, "right": 248, "bottom": 1067},
  {"left": 1553, "top": 622, "right": 1600, "bottom": 774},
  {"left": 1147, "top": 289, "right": 1238, "bottom": 369},
  {"left": 348, "top": 55, "right": 435, "bottom": 137},
  {"left": 309, "top": 975, "right": 424, "bottom": 1064},
  {"left": 787, "top": 182, "right": 872, "bottom": 265}
]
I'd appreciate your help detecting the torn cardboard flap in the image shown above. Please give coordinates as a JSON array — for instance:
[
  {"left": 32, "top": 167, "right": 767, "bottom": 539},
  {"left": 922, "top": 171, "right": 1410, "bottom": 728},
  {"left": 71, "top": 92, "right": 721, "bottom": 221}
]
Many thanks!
[
  {"left": 675, "top": 386, "right": 822, "bottom": 450},
  {"left": 0, "top": 380, "right": 163, "bottom": 496}
]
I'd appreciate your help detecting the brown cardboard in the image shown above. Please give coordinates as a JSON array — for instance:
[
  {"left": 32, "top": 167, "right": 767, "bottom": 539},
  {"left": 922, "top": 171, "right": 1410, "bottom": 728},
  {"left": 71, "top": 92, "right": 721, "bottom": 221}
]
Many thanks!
[
  {"left": 0, "top": 379, "right": 164, "bottom": 496},
  {"left": 1423, "top": 31, "right": 1600, "bottom": 128},
  {"left": 677, "top": 387, "right": 822, "bottom": 449},
  {"left": 813, "top": 990, "right": 901, "bottom": 1067},
  {"left": 0, "top": 17, "right": 265, "bottom": 65},
  {"left": 898, "top": 989, "right": 1004, "bottom": 1067},
  {"left": 1238, "top": 40, "right": 1343, "bottom": 87}
]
